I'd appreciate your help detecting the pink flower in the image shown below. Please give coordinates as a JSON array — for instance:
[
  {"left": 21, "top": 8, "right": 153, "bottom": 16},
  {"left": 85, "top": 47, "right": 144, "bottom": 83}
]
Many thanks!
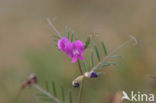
[
  {"left": 66, "top": 40, "right": 85, "bottom": 63},
  {"left": 57, "top": 37, "right": 70, "bottom": 52},
  {"left": 57, "top": 37, "right": 85, "bottom": 63}
]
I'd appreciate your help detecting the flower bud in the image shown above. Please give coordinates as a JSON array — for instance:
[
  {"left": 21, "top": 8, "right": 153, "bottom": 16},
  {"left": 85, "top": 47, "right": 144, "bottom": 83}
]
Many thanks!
[
  {"left": 21, "top": 74, "right": 37, "bottom": 88},
  {"left": 84, "top": 71, "right": 98, "bottom": 78},
  {"left": 72, "top": 75, "right": 84, "bottom": 87},
  {"left": 72, "top": 82, "right": 79, "bottom": 88}
]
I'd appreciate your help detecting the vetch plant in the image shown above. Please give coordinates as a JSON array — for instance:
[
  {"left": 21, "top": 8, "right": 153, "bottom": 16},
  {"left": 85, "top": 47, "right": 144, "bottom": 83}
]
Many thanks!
[{"left": 15, "top": 17, "right": 138, "bottom": 103}]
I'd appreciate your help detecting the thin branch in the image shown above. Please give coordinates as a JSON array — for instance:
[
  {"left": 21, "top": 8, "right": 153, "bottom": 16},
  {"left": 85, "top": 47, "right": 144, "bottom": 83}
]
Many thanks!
[
  {"left": 77, "top": 60, "right": 84, "bottom": 103},
  {"left": 33, "top": 84, "right": 62, "bottom": 103},
  {"left": 92, "top": 35, "right": 137, "bottom": 71},
  {"left": 14, "top": 87, "right": 24, "bottom": 103},
  {"left": 14, "top": 74, "right": 37, "bottom": 103},
  {"left": 47, "top": 17, "right": 62, "bottom": 38},
  {"left": 78, "top": 80, "right": 84, "bottom": 103},
  {"left": 77, "top": 60, "right": 83, "bottom": 75}
]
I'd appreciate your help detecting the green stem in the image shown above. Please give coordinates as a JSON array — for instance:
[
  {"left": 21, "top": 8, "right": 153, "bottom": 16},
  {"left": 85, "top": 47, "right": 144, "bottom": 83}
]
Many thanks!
[
  {"left": 92, "top": 35, "right": 137, "bottom": 71},
  {"left": 77, "top": 60, "right": 83, "bottom": 75},
  {"left": 77, "top": 60, "right": 84, "bottom": 103},
  {"left": 14, "top": 87, "right": 24, "bottom": 103},
  {"left": 47, "top": 17, "right": 62, "bottom": 38},
  {"left": 33, "top": 84, "right": 62, "bottom": 103},
  {"left": 78, "top": 80, "right": 84, "bottom": 103}
]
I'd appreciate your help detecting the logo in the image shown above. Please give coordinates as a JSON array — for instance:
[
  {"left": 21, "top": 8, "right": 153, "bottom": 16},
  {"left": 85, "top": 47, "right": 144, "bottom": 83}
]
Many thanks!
[{"left": 121, "top": 91, "right": 154, "bottom": 102}]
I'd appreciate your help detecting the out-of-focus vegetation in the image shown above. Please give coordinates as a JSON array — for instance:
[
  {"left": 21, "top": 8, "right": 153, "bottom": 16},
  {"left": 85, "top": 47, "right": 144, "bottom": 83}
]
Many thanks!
[{"left": 0, "top": 0, "right": 156, "bottom": 103}]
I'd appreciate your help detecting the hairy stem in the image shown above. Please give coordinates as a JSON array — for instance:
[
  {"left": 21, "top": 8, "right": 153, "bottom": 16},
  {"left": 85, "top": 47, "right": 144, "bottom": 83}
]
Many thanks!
[
  {"left": 78, "top": 80, "right": 84, "bottom": 103},
  {"left": 92, "top": 35, "right": 137, "bottom": 71},
  {"left": 33, "top": 84, "right": 62, "bottom": 103},
  {"left": 77, "top": 60, "right": 83, "bottom": 75},
  {"left": 77, "top": 60, "right": 84, "bottom": 103},
  {"left": 14, "top": 87, "right": 24, "bottom": 103},
  {"left": 47, "top": 17, "right": 62, "bottom": 38}
]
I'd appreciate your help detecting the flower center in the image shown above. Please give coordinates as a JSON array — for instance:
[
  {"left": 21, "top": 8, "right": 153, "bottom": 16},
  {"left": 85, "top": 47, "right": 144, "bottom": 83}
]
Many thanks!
[{"left": 73, "top": 49, "right": 79, "bottom": 55}]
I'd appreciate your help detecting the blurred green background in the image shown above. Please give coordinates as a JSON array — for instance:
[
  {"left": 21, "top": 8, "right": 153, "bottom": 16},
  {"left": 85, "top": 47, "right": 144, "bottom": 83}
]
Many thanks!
[{"left": 0, "top": 0, "right": 156, "bottom": 103}]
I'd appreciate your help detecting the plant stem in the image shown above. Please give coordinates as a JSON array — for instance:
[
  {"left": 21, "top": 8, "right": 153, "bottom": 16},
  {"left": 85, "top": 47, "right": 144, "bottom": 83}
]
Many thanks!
[
  {"left": 47, "top": 17, "right": 62, "bottom": 38},
  {"left": 77, "top": 60, "right": 83, "bottom": 75},
  {"left": 33, "top": 84, "right": 62, "bottom": 103},
  {"left": 78, "top": 80, "right": 84, "bottom": 103},
  {"left": 92, "top": 35, "right": 137, "bottom": 71},
  {"left": 77, "top": 60, "right": 84, "bottom": 103},
  {"left": 14, "top": 87, "right": 24, "bottom": 103}
]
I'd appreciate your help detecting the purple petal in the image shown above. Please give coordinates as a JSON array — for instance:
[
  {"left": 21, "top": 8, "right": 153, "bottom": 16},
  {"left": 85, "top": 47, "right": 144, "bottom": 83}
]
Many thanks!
[
  {"left": 72, "top": 56, "right": 77, "bottom": 63},
  {"left": 58, "top": 38, "right": 85, "bottom": 63},
  {"left": 64, "top": 43, "right": 73, "bottom": 58},
  {"left": 74, "top": 40, "right": 84, "bottom": 47},
  {"left": 89, "top": 71, "right": 98, "bottom": 78},
  {"left": 78, "top": 55, "right": 84, "bottom": 61},
  {"left": 73, "top": 82, "right": 79, "bottom": 88},
  {"left": 72, "top": 40, "right": 85, "bottom": 54},
  {"left": 57, "top": 37, "right": 70, "bottom": 51}
]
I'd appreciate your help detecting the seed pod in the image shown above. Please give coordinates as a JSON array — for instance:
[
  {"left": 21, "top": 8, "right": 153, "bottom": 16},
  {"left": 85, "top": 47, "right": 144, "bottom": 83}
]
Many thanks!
[
  {"left": 84, "top": 71, "right": 98, "bottom": 78},
  {"left": 21, "top": 74, "right": 37, "bottom": 88},
  {"left": 72, "top": 82, "right": 79, "bottom": 88},
  {"left": 72, "top": 75, "right": 84, "bottom": 87}
]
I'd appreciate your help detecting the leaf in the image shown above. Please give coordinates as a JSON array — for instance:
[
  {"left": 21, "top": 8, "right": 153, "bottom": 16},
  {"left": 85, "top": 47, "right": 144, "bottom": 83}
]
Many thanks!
[
  {"left": 51, "top": 80, "right": 57, "bottom": 97},
  {"left": 82, "top": 61, "right": 88, "bottom": 72},
  {"left": 36, "top": 81, "right": 63, "bottom": 103},
  {"left": 96, "top": 72, "right": 103, "bottom": 76},
  {"left": 51, "top": 34, "right": 60, "bottom": 44},
  {"left": 101, "top": 42, "right": 108, "bottom": 56},
  {"left": 61, "top": 87, "right": 65, "bottom": 103},
  {"left": 95, "top": 65, "right": 106, "bottom": 70},
  {"left": 67, "top": 32, "right": 70, "bottom": 40},
  {"left": 90, "top": 52, "right": 94, "bottom": 68},
  {"left": 40, "top": 97, "right": 54, "bottom": 102},
  {"left": 71, "top": 33, "right": 74, "bottom": 42},
  {"left": 84, "top": 37, "right": 90, "bottom": 49},
  {"left": 37, "top": 93, "right": 48, "bottom": 97},
  {"left": 64, "top": 27, "right": 67, "bottom": 36},
  {"left": 45, "top": 80, "right": 49, "bottom": 91},
  {"left": 95, "top": 62, "right": 116, "bottom": 70},
  {"left": 101, "top": 62, "right": 116, "bottom": 66},
  {"left": 94, "top": 45, "right": 101, "bottom": 61},
  {"left": 37, "top": 93, "right": 54, "bottom": 102},
  {"left": 52, "top": 34, "right": 60, "bottom": 39},
  {"left": 53, "top": 39, "right": 59, "bottom": 42},
  {"left": 109, "top": 55, "right": 121, "bottom": 58},
  {"left": 69, "top": 91, "right": 72, "bottom": 103}
]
